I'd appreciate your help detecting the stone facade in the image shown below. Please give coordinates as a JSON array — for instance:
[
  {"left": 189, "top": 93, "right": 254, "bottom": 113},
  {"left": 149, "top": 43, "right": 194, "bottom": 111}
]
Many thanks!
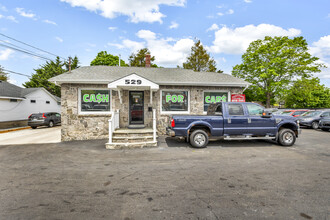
[{"left": 61, "top": 83, "right": 243, "bottom": 141}]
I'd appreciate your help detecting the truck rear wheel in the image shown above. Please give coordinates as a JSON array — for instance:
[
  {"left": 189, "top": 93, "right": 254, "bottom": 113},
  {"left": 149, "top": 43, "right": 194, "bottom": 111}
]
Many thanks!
[
  {"left": 278, "top": 128, "right": 296, "bottom": 146},
  {"left": 190, "top": 130, "right": 209, "bottom": 148}
]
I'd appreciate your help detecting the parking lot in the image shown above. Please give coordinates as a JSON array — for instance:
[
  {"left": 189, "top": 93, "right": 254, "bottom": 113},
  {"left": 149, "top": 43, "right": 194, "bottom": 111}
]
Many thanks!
[{"left": 0, "top": 128, "right": 329, "bottom": 219}]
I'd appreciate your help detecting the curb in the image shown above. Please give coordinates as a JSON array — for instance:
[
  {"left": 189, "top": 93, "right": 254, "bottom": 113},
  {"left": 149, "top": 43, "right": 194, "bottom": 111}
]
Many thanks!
[{"left": 0, "top": 126, "right": 31, "bottom": 134}]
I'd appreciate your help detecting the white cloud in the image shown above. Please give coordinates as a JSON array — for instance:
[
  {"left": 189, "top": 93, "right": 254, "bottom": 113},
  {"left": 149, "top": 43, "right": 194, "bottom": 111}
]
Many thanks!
[
  {"left": 108, "top": 26, "right": 117, "bottom": 31},
  {"left": 8, "top": 78, "right": 17, "bottom": 85},
  {"left": 207, "top": 24, "right": 219, "bottom": 32},
  {"left": 108, "top": 30, "right": 194, "bottom": 66},
  {"left": 0, "top": 48, "right": 14, "bottom": 60},
  {"left": 15, "top": 8, "right": 36, "bottom": 18},
  {"left": 55, "top": 37, "right": 63, "bottom": 42},
  {"left": 169, "top": 21, "right": 179, "bottom": 29},
  {"left": 0, "top": 4, "right": 7, "bottom": 12},
  {"left": 60, "top": 0, "right": 186, "bottom": 23},
  {"left": 0, "top": 14, "right": 18, "bottom": 23},
  {"left": 136, "top": 30, "right": 157, "bottom": 40},
  {"left": 309, "top": 35, "right": 330, "bottom": 79},
  {"left": 43, "top": 19, "right": 57, "bottom": 25},
  {"left": 244, "top": 0, "right": 252, "bottom": 3},
  {"left": 227, "top": 9, "right": 234, "bottom": 14},
  {"left": 217, "top": 12, "right": 224, "bottom": 16},
  {"left": 209, "top": 24, "right": 301, "bottom": 54}
]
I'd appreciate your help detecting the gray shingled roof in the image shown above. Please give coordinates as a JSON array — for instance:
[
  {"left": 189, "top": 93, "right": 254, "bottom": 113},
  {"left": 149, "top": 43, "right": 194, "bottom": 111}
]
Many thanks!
[
  {"left": 0, "top": 80, "right": 60, "bottom": 101},
  {"left": 0, "top": 80, "right": 24, "bottom": 98},
  {"left": 49, "top": 66, "right": 249, "bottom": 87}
]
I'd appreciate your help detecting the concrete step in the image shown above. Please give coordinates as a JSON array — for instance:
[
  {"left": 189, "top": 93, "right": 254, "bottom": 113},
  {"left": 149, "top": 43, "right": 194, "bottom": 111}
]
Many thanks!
[
  {"left": 106, "top": 141, "right": 158, "bottom": 150},
  {"left": 112, "top": 136, "right": 157, "bottom": 143}
]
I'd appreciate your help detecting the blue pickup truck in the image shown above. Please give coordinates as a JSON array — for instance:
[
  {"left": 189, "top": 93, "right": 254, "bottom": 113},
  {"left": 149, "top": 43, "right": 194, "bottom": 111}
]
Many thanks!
[{"left": 167, "top": 102, "right": 301, "bottom": 148}]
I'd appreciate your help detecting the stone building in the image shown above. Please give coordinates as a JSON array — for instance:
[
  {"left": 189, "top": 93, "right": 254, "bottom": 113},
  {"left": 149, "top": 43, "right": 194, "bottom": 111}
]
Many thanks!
[{"left": 49, "top": 66, "right": 249, "bottom": 148}]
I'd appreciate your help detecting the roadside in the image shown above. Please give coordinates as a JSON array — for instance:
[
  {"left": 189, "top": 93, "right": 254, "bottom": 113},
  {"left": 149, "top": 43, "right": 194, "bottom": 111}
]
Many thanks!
[{"left": 0, "top": 126, "right": 61, "bottom": 145}]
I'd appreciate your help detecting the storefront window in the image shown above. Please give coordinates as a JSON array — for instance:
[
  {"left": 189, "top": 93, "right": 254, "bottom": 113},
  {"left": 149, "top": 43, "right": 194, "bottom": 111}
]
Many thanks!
[
  {"left": 80, "top": 89, "right": 111, "bottom": 113},
  {"left": 161, "top": 90, "right": 189, "bottom": 113},
  {"left": 204, "top": 92, "right": 228, "bottom": 112}
]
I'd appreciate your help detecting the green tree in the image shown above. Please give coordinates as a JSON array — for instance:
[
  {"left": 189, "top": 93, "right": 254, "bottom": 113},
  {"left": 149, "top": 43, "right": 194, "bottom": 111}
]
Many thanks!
[
  {"left": 129, "top": 48, "right": 158, "bottom": 67},
  {"left": 284, "top": 77, "right": 330, "bottom": 108},
  {"left": 24, "top": 56, "right": 79, "bottom": 97},
  {"left": 232, "top": 36, "right": 325, "bottom": 108},
  {"left": 0, "top": 65, "right": 8, "bottom": 81},
  {"left": 90, "top": 51, "right": 128, "bottom": 66},
  {"left": 183, "top": 40, "right": 218, "bottom": 72}
]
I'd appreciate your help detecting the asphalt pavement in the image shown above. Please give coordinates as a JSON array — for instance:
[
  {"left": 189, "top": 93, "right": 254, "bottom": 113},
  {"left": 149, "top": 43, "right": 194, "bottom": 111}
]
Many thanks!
[{"left": 0, "top": 128, "right": 329, "bottom": 220}]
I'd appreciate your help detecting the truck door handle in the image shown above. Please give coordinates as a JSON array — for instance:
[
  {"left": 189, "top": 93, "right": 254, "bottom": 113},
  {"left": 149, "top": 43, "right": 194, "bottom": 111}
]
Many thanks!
[
  {"left": 228, "top": 118, "right": 231, "bottom": 124},
  {"left": 248, "top": 118, "right": 251, "bottom": 123}
]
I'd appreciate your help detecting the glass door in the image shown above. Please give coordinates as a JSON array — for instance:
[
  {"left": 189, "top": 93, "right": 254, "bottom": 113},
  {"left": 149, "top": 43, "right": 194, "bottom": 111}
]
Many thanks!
[{"left": 129, "top": 91, "right": 144, "bottom": 125}]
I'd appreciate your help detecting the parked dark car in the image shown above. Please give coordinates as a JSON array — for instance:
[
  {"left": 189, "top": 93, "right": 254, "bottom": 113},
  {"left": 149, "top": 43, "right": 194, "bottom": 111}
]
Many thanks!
[
  {"left": 28, "top": 112, "right": 61, "bottom": 129},
  {"left": 319, "top": 117, "right": 330, "bottom": 131},
  {"left": 297, "top": 110, "right": 330, "bottom": 129}
]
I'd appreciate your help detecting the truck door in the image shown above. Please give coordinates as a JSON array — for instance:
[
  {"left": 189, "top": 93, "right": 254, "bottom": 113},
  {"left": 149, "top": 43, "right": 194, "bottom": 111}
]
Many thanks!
[
  {"left": 245, "top": 103, "right": 276, "bottom": 136},
  {"left": 223, "top": 103, "right": 248, "bottom": 135}
]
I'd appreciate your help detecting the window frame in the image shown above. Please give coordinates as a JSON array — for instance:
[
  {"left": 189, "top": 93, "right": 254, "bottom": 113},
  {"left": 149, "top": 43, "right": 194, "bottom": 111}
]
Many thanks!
[
  {"left": 160, "top": 89, "right": 190, "bottom": 115},
  {"left": 78, "top": 88, "right": 112, "bottom": 115},
  {"left": 203, "top": 90, "right": 231, "bottom": 114}
]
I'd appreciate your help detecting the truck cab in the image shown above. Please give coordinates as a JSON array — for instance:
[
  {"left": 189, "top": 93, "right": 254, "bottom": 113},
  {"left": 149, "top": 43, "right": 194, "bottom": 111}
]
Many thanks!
[{"left": 167, "top": 102, "right": 301, "bottom": 148}]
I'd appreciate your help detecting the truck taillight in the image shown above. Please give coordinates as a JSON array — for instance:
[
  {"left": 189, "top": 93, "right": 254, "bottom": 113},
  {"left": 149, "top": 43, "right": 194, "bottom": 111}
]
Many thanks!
[
  {"left": 42, "top": 113, "right": 47, "bottom": 118},
  {"left": 171, "top": 119, "right": 175, "bottom": 128}
]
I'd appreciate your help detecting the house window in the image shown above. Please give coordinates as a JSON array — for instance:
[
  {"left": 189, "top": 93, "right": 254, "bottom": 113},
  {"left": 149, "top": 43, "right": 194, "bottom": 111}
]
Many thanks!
[
  {"left": 204, "top": 91, "right": 228, "bottom": 112},
  {"left": 10, "top": 99, "right": 17, "bottom": 102},
  {"left": 161, "top": 90, "right": 189, "bottom": 114},
  {"left": 79, "top": 89, "right": 111, "bottom": 114},
  {"left": 46, "top": 101, "right": 50, "bottom": 104},
  {"left": 31, "top": 100, "right": 36, "bottom": 103}
]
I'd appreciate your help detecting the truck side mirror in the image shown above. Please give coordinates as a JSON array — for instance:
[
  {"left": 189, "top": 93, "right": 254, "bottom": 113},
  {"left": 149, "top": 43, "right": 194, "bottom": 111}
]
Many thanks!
[{"left": 262, "top": 110, "right": 272, "bottom": 118}]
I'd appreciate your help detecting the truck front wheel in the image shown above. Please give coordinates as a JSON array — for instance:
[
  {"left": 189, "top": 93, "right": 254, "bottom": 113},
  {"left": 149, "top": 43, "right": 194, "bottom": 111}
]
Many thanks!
[
  {"left": 190, "top": 130, "right": 209, "bottom": 148},
  {"left": 278, "top": 129, "right": 296, "bottom": 146}
]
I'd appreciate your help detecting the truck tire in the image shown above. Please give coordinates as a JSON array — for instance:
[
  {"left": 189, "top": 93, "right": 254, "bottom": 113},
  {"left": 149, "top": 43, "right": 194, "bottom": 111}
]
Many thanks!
[
  {"left": 311, "top": 121, "right": 319, "bottom": 129},
  {"left": 190, "top": 129, "right": 209, "bottom": 148},
  {"left": 31, "top": 126, "right": 37, "bottom": 129},
  {"left": 278, "top": 128, "right": 296, "bottom": 146}
]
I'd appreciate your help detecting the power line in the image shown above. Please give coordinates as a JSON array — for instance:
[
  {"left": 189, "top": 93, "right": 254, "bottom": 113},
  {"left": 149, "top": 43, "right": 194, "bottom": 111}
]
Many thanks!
[
  {"left": 0, "top": 32, "right": 67, "bottom": 60},
  {"left": 3, "top": 69, "right": 30, "bottom": 77},
  {"left": 0, "top": 43, "right": 53, "bottom": 61},
  {"left": 0, "top": 40, "right": 45, "bottom": 58}
]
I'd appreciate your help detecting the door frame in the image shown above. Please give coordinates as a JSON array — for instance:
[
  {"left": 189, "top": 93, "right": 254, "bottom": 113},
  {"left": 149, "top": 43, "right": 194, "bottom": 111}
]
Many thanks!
[{"left": 129, "top": 91, "right": 144, "bottom": 125}]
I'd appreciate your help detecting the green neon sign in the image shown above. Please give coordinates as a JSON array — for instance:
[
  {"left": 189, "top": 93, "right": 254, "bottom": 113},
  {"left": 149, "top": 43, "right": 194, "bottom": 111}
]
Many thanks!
[
  {"left": 166, "top": 95, "right": 184, "bottom": 103},
  {"left": 205, "top": 95, "right": 227, "bottom": 103},
  {"left": 83, "top": 93, "right": 109, "bottom": 103}
]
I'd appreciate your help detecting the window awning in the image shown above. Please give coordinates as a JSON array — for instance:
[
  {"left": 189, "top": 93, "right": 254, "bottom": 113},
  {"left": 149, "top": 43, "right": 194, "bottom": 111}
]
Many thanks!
[{"left": 108, "top": 73, "right": 159, "bottom": 91}]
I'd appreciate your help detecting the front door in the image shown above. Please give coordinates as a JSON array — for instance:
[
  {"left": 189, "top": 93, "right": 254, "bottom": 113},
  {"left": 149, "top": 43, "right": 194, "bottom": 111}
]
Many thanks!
[{"left": 129, "top": 91, "right": 144, "bottom": 125}]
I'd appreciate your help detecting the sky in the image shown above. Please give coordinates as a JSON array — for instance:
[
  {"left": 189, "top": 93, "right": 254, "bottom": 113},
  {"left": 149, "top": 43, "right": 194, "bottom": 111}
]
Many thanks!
[{"left": 0, "top": 0, "right": 329, "bottom": 88}]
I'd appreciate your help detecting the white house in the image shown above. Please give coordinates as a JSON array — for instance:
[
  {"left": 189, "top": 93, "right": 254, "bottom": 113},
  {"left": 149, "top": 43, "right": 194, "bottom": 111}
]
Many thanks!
[{"left": 0, "top": 80, "right": 61, "bottom": 128}]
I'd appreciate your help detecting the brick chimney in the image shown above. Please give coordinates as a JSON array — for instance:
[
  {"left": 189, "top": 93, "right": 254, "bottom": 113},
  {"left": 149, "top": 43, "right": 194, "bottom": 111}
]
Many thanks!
[{"left": 145, "top": 54, "right": 151, "bottom": 68}]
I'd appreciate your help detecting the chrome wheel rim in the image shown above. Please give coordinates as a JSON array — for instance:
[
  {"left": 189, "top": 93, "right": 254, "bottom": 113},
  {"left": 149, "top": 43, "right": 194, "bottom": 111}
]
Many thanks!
[
  {"left": 194, "top": 133, "right": 206, "bottom": 146},
  {"left": 283, "top": 132, "right": 293, "bottom": 144}
]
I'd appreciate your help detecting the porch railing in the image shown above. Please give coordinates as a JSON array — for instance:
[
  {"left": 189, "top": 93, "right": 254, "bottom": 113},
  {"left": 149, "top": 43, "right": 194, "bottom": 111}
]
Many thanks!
[
  {"left": 153, "top": 109, "right": 157, "bottom": 142},
  {"left": 108, "top": 110, "right": 120, "bottom": 144}
]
